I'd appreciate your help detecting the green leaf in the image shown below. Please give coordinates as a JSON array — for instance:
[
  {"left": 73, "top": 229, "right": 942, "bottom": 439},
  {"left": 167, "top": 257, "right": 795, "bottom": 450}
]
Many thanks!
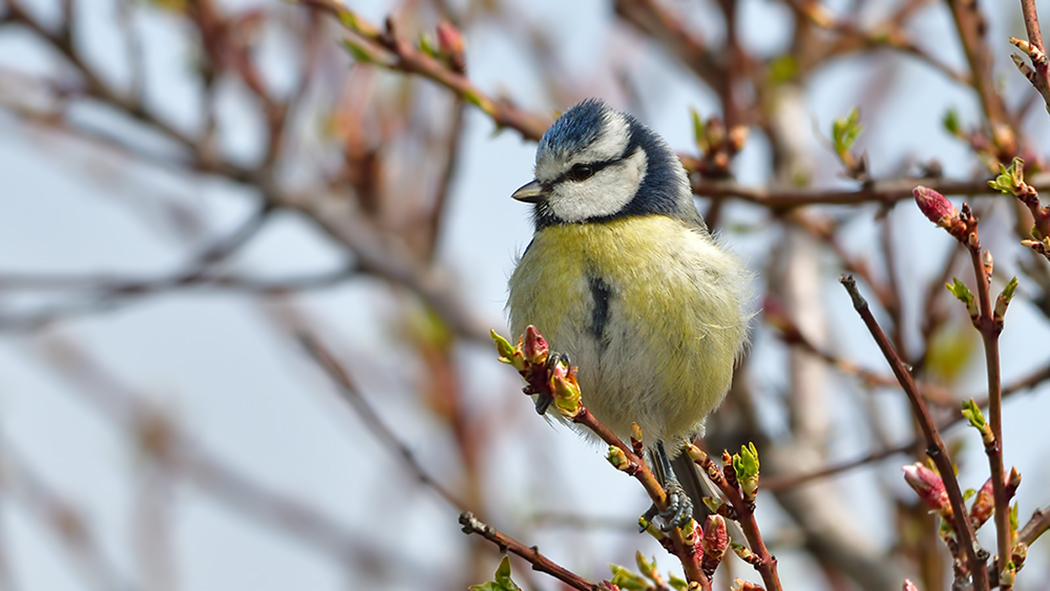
[
  {"left": 831, "top": 107, "right": 862, "bottom": 155},
  {"left": 470, "top": 556, "right": 521, "bottom": 591},
  {"left": 690, "top": 108, "right": 706, "bottom": 151},
  {"left": 668, "top": 574, "right": 689, "bottom": 591},
  {"left": 768, "top": 55, "right": 798, "bottom": 84},
  {"left": 733, "top": 442, "right": 760, "bottom": 481},
  {"left": 946, "top": 278, "right": 978, "bottom": 319},
  {"left": 961, "top": 399, "right": 987, "bottom": 430},
  {"left": 963, "top": 488, "right": 977, "bottom": 503},
  {"left": 988, "top": 157, "right": 1027, "bottom": 196},
  {"left": 419, "top": 33, "right": 439, "bottom": 57},
  {"left": 609, "top": 564, "right": 651, "bottom": 591},
  {"left": 341, "top": 39, "right": 374, "bottom": 64},
  {"left": 943, "top": 108, "right": 961, "bottom": 136}
]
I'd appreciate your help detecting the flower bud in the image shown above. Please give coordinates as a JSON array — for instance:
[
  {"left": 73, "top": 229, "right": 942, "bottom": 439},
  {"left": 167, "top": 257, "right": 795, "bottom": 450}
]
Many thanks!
[
  {"left": 1006, "top": 467, "right": 1021, "bottom": 501},
  {"left": 903, "top": 579, "right": 920, "bottom": 591},
  {"left": 701, "top": 515, "right": 729, "bottom": 577},
  {"left": 606, "top": 446, "right": 630, "bottom": 472},
  {"left": 902, "top": 463, "right": 952, "bottom": 520},
  {"left": 914, "top": 186, "right": 958, "bottom": 228},
  {"left": 522, "top": 325, "right": 548, "bottom": 365},
  {"left": 549, "top": 359, "right": 582, "bottom": 418},
  {"left": 969, "top": 477, "right": 994, "bottom": 530}
]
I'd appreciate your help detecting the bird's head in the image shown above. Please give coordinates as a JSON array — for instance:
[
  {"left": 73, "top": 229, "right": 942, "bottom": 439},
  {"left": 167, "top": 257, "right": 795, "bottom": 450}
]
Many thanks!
[{"left": 512, "top": 99, "right": 696, "bottom": 230}]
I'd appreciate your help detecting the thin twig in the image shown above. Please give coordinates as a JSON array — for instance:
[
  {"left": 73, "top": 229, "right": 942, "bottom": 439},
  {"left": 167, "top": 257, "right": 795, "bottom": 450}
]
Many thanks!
[
  {"left": 967, "top": 245, "right": 1011, "bottom": 589},
  {"left": 692, "top": 174, "right": 1050, "bottom": 209},
  {"left": 763, "top": 360, "right": 1050, "bottom": 491},
  {"left": 458, "top": 512, "right": 600, "bottom": 591},
  {"left": 839, "top": 275, "right": 989, "bottom": 591},
  {"left": 690, "top": 451, "right": 783, "bottom": 591},
  {"left": 297, "top": 333, "right": 469, "bottom": 512}
]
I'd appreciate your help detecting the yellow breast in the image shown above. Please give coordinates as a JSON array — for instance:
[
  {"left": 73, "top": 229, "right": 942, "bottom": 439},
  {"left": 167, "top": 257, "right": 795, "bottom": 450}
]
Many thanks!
[{"left": 507, "top": 215, "right": 748, "bottom": 444}]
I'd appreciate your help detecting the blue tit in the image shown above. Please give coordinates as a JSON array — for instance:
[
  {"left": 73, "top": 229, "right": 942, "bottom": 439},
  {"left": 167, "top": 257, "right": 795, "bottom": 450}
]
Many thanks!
[{"left": 507, "top": 98, "right": 750, "bottom": 527}]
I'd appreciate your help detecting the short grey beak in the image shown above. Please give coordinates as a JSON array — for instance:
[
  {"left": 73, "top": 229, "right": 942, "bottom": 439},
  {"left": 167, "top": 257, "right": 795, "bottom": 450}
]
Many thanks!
[{"left": 512, "top": 180, "right": 545, "bottom": 203}]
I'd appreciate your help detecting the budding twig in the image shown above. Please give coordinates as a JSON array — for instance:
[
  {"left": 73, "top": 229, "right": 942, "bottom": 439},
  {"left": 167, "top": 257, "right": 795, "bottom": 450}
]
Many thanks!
[
  {"left": 458, "top": 512, "right": 602, "bottom": 591},
  {"left": 1011, "top": 0, "right": 1050, "bottom": 115},
  {"left": 491, "top": 329, "right": 709, "bottom": 589},
  {"left": 840, "top": 275, "right": 989, "bottom": 591},
  {"left": 686, "top": 445, "right": 782, "bottom": 591}
]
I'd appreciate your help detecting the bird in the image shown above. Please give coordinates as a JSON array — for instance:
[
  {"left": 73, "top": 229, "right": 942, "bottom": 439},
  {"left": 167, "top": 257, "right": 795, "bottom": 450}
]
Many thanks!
[{"left": 507, "top": 98, "right": 750, "bottom": 528}]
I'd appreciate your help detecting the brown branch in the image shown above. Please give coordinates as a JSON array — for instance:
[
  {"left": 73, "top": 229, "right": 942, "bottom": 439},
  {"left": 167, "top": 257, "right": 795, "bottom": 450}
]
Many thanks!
[
  {"left": 763, "top": 359, "right": 1050, "bottom": 491},
  {"left": 967, "top": 244, "right": 1011, "bottom": 590},
  {"left": 839, "top": 275, "right": 989, "bottom": 591},
  {"left": 612, "top": 0, "right": 723, "bottom": 103},
  {"left": 768, "top": 299, "right": 956, "bottom": 407},
  {"left": 0, "top": 439, "right": 133, "bottom": 591},
  {"left": 297, "top": 333, "right": 470, "bottom": 513},
  {"left": 785, "top": 0, "right": 970, "bottom": 85},
  {"left": 458, "top": 512, "right": 601, "bottom": 591},
  {"left": 303, "top": 0, "right": 549, "bottom": 141},
  {"left": 947, "top": 0, "right": 1012, "bottom": 148},
  {"left": 692, "top": 173, "right": 1050, "bottom": 209},
  {"left": 32, "top": 335, "right": 430, "bottom": 580}
]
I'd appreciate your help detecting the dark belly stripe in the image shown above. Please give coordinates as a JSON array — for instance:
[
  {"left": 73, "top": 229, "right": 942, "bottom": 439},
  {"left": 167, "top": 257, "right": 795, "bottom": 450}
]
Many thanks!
[{"left": 587, "top": 274, "right": 612, "bottom": 342}]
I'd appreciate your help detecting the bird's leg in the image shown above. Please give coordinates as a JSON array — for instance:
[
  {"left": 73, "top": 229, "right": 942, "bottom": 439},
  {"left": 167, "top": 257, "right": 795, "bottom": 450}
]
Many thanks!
[
  {"left": 645, "top": 441, "right": 693, "bottom": 531},
  {"left": 533, "top": 352, "right": 570, "bottom": 414}
]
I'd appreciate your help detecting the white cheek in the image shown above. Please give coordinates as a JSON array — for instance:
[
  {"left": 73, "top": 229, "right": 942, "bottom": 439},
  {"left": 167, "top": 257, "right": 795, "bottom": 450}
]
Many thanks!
[{"left": 549, "top": 149, "right": 648, "bottom": 222}]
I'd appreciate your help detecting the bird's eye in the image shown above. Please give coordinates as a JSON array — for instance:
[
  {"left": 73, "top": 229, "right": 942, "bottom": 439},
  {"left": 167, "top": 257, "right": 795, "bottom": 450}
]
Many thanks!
[{"left": 569, "top": 164, "right": 595, "bottom": 181}]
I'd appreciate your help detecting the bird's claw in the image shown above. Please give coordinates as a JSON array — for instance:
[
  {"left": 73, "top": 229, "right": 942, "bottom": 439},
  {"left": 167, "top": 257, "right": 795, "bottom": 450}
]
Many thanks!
[
  {"left": 640, "top": 481, "right": 693, "bottom": 532},
  {"left": 534, "top": 353, "right": 572, "bottom": 414},
  {"left": 658, "top": 480, "right": 693, "bottom": 531}
]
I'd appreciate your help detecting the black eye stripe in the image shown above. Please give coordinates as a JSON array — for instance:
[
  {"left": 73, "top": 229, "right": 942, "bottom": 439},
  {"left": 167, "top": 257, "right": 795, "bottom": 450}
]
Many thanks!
[{"left": 551, "top": 158, "right": 617, "bottom": 185}]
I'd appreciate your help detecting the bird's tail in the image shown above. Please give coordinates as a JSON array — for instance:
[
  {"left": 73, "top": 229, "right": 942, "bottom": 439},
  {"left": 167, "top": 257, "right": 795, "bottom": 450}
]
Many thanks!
[{"left": 670, "top": 452, "right": 748, "bottom": 544}]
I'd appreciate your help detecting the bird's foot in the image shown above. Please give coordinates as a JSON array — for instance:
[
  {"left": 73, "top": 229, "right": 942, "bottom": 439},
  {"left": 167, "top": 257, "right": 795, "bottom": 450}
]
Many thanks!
[
  {"left": 532, "top": 352, "right": 571, "bottom": 415},
  {"left": 657, "top": 478, "right": 693, "bottom": 531},
  {"left": 640, "top": 479, "right": 693, "bottom": 532}
]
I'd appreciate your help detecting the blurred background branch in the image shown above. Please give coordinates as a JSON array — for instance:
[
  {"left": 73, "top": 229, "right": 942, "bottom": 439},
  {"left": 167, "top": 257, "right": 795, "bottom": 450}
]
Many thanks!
[{"left": 2, "top": 0, "right": 1050, "bottom": 590}]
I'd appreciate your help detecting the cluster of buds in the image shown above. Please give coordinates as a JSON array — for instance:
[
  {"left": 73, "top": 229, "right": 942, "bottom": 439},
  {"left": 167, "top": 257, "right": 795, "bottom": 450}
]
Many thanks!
[
  {"left": 684, "top": 442, "right": 763, "bottom": 517},
  {"left": 1008, "top": 38, "right": 1050, "bottom": 116},
  {"left": 492, "top": 326, "right": 582, "bottom": 418},
  {"left": 913, "top": 186, "right": 980, "bottom": 249},
  {"left": 988, "top": 157, "right": 1050, "bottom": 261},
  {"left": 688, "top": 111, "right": 748, "bottom": 179},
  {"left": 902, "top": 463, "right": 953, "bottom": 523}
]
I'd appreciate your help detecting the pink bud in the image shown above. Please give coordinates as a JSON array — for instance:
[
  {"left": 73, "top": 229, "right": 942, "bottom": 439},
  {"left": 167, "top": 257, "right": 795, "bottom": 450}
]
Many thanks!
[
  {"left": 903, "top": 579, "right": 920, "bottom": 591},
  {"left": 522, "top": 325, "right": 548, "bottom": 365},
  {"left": 436, "top": 21, "right": 464, "bottom": 55},
  {"left": 1006, "top": 467, "right": 1022, "bottom": 500},
  {"left": 704, "top": 515, "right": 728, "bottom": 551},
  {"left": 435, "top": 21, "right": 466, "bottom": 72},
  {"left": 913, "top": 186, "right": 958, "bottom": 228},
  {"left": 902, "top": 463, "right": 952, "bottom": 519},
  {"left": 969, "top": 477, "right": 994, "bottom": 529}
]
